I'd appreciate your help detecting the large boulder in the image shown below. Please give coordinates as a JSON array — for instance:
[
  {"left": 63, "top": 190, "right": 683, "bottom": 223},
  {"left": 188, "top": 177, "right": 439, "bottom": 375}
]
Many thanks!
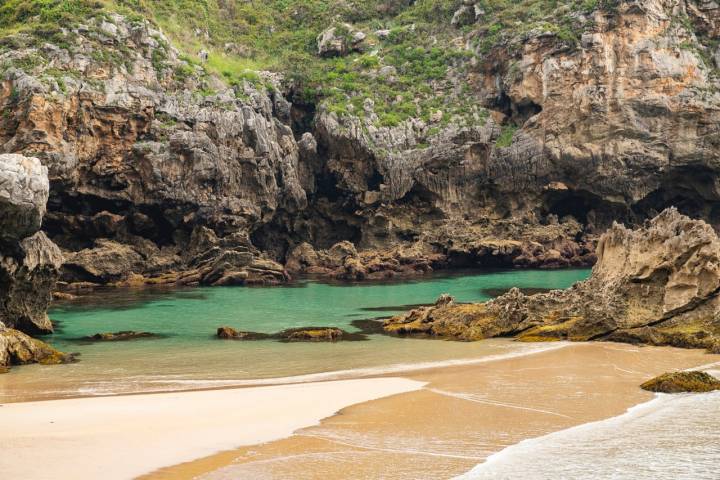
[
  {"left": 0, "top": 154, "right": 63, "bottom": 334},
  {"left": 385, "top": 209, "right": 720, "bottom": 351},
  {"left": 0, "top": 325, "right": 73, "bottom": 370},
  {"left": 316, "top": 24, "right": 366, "bottom": 57},
  {"left": 641, "top": 371, "right": 720, "bottom": 393}
]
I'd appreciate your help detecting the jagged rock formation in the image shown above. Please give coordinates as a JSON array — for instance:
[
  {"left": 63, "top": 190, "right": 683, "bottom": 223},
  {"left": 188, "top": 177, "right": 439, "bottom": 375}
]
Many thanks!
[
  {"left": 0, "top": 153, "right": 70, "bottom": 371},
  {"left": 1, "top": 2, "right": 719, "bottom": 289},
  {"left": 0, "top": 324, "right": 74, "bottom": 372},
  {"left": 385, "top": 209, "right": 720, "bottom": 352},
  {"left": 0, "top": 154, "right": 63, "bottom": 334}
]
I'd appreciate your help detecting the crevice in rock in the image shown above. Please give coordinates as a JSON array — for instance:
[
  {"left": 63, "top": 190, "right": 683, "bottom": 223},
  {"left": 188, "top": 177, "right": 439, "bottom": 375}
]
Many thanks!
[{"left": 488, "top": 91, "right": 543, "bottom": 127}]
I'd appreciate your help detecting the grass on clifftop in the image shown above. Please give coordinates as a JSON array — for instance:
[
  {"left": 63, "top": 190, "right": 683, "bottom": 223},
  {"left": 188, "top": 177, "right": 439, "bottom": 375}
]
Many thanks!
[{"left": 0, "top": 0, "right": 713, "bottom": 127}]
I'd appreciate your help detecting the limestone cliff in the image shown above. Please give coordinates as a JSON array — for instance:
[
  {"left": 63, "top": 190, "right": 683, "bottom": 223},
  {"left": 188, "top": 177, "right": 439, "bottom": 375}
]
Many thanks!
[
  {"left": 385, "top": 208, "right": 720, "bottom": 352},
  {"left": 0, "top": 153, "right": 70, "bottom": 371},
  {"left": 0, "top": 1, "right": 718, "bottom": 287}
]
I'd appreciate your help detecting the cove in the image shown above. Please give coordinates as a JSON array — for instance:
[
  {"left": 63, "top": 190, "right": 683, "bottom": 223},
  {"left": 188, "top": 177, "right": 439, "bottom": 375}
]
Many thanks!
[{"left": 1, "top": 269, "right": 589, "bottom": 402}]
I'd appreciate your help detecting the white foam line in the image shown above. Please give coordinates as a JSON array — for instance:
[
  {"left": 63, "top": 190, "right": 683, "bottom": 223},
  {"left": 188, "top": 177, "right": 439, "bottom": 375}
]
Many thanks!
[
  {"left": 428, "top": 388, "right": 574, "bottom": 419},
  {"left": 298, "top": 433, "right": 483, "bottom": 461},
  {"left": 453, "top": 394, "right": 673, "bottom": 479}
]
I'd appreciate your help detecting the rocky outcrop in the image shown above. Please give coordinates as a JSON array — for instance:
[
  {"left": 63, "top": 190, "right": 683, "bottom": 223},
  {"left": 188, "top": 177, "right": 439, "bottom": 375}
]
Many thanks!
[
  {"left": 317, "top": 24, "right": 366, "bottom": 57},
  {"left": 641, "top": 371, "right": 720, "bottom": 393},
  {"left": 0, "top": 154, "right": 63, "bottom": 334},
  {"left": 385, "top": 209, "right": 720, "bottom": 351},
  {"left": 0, "top": 325, "right": 74, "bottom": 370}
]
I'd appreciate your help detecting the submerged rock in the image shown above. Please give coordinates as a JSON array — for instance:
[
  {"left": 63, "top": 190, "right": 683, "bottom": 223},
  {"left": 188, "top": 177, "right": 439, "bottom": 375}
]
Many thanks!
[
  {"left": 216, "top": 326, "right": 270, "bottom": 340},
  {"left": 81, "top": 331, "right": 158, "bottom": 341},
  {"left": 216, "top": 326, "right": 366, "bottom": 342},
  {"left": 641, "top": 371, "right": 720, "bottom": 394},
  {"left": 385, "top": 209, "right": 720, "bottom": 350}
]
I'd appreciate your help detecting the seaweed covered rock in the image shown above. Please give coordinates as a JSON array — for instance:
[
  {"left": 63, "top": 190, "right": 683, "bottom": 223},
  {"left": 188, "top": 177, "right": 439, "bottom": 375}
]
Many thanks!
[
  {"left": 641, "top": 371, "right": 720, "bottom": 393},
  {"left": 386, "top": 209, "right": 720, "bottom": 350},
  {"left": 81, "top": 331, "right": 158, "bottom": 341},
  {"left": 216, "top": 326, "right": 269, "bottom": 340},
  {"left": 0, "top": 326, "right": 74, "bottom": 368},
  {"left": 277, "top": 327, "right": 349, "bottom": 342},
  {"left": 216, "top": 326, "right": 365, "bottom": 341}
]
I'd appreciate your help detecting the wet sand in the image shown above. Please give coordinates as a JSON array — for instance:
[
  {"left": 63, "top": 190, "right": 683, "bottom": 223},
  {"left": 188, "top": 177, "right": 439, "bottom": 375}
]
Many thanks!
[
  {"left": 0, "top": 377, "right": 424, "bottom": 480},
  {"left": 144, "top": 342, "right": 719, "bottom": 480}
]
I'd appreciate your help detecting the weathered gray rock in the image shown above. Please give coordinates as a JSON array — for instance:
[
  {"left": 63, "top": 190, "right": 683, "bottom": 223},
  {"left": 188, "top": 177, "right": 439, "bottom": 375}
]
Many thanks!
[
  {"left": 0, "top": 154, "right": 63, "bottom": 334},
  {"left": 0, "top": 154, "right": 48, "bottom": 242},
  {"left": 316, "top": 24, "right": 365, "bottom": 57}
]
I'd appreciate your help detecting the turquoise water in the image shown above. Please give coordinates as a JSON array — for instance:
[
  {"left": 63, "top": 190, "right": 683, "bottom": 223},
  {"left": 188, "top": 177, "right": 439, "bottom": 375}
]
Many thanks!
[{"left": 1, "top": 269, "right": 589, "bottom": 402}]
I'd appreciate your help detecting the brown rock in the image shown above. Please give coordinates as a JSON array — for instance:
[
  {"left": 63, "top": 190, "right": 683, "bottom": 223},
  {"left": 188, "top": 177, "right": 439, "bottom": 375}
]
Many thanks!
[
  {"left": 0, "top": 328, "right": 75, "bottom": 369},
  {"left": 641, "top": 371, "right": 720, "bottom": 394}
]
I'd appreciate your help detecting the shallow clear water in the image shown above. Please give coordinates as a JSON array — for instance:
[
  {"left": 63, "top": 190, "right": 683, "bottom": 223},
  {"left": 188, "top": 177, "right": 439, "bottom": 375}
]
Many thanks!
[
  {"left": 458, "top": 372, "right": 720, "bottom": 480},
  {"left": 0, "top": 269, "right": 589, "bottom": 402}
]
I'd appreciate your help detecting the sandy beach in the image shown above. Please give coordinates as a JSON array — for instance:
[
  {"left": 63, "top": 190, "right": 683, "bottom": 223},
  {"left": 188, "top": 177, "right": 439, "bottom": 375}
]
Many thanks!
[
  {"left": 0, "top": 377, "right": 424, "bottom": 480},
  {"left": 145, "top": 342, "right": 718, "bottom": 480},
  {"left": 1, "top": 342, "right": 717, "bottom": 480}
]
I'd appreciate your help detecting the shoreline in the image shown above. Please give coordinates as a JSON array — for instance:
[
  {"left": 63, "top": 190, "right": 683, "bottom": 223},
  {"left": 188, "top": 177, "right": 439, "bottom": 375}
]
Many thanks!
[
  {"left": 144, "top": 342, "right": 720, "bottom": 479},
  {"left": 2, "top": 342, "right": 718, "bottom": 479}
]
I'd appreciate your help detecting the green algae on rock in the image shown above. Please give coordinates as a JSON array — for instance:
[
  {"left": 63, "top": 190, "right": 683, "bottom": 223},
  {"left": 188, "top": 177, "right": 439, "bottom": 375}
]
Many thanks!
[
  {"left": 385, "top": 209, "right": 720, "bottom": 351},
  {"left": 80, "top": 331, "right": 159, "bottom": 342},
  {"left": 641, "top": 372, "right": 720, "bottom": 394},
  {"left": 0, "top": 328, "right": 75, "bottom": 370}
]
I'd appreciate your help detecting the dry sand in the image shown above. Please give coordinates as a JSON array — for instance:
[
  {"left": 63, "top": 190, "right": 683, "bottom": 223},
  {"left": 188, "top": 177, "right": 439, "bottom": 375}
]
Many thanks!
[
  {"left": 145, "top": 342, "right": 719, "bottom": 480},
  {"left": 0, "top": 377, "right": 424, "bottom": 480}
]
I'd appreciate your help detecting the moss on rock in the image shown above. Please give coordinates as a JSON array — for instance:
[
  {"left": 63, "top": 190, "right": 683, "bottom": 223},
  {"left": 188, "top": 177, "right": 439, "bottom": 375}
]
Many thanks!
[{"left": 640, "top": 371, "right": 720, "bottom": 393}]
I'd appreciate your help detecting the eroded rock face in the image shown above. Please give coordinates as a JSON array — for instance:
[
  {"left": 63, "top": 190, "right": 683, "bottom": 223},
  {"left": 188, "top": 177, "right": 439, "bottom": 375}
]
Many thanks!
[
  {"left": 1, "top": 15, "right": 303, "bottom": 290},
  {"left": 385, "top": 209, "right": 720, "bottom": 351},
  {"left": 2, "top": 3, "right": 720, "bottom": 288},
  {"left": 0, "top": 154, "right": 63, "bottom": 334}
]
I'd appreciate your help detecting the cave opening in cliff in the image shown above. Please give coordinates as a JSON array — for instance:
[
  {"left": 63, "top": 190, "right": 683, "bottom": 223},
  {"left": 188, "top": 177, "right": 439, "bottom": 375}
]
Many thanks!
[
  {"left": 44, "top": 188, "right": 179, "bottom": 249},
  {"left": 632, "top": 167, "right": 720, "bottom": 229},
  {"left": 490, "top": 91, "right": 543, "bottom": 127},
  {"left": 541, "top": 188, "right": 611, "bottom": 227}
]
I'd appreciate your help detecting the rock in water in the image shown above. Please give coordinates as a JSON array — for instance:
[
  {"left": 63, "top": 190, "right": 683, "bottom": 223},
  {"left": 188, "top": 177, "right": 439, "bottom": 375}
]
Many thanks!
[
  {"left": 277, "top": 327, "right": 347, "bottom": 342},
  {"left": 0, "top": 326, "right": 74, "bottom": 368},
  {"left": 641, "top": 371, "right": 720, "bottom": 393},
  {"left": 0, "top": 154, "right": 64, "bottom": 335},
  {"left": 216, "top": 326, "right": 269, "bottom": 340},
  {"left": 81, "top": 331, "right": 158, "bottom": 341},
  {"left": 385, "top": 209, "right": 720, "bottom": 350}
]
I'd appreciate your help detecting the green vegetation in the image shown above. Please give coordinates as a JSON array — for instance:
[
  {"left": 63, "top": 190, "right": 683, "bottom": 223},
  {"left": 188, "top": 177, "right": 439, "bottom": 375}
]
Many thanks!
[
  {"left": 495, "top": 124, "right": 518, "bottom": 148},
  {"left": 1, "top": 0, "right": 714, "bottom": 129}
]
